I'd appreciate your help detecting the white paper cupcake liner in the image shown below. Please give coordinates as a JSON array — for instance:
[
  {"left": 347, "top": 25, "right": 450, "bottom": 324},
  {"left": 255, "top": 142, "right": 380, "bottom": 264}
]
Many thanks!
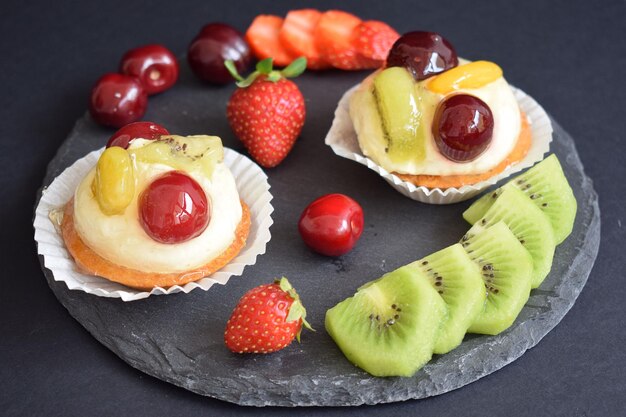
[
  {"left": 34, "top": 148, "right": 273, "bottom": 302},
  {"left": 325, "top": 84, "right": 552, "bottom": 204}
]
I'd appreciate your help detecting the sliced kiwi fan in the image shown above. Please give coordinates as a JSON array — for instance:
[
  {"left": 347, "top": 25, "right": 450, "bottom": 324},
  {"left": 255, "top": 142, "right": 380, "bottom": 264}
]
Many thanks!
[
  {"left": 408, "top": 244, "right": 485, "bottom": 354},
  {"left": 325, "top": 155, "right": 577, "bottom": 377},
  {"left": 463, "top": 155, "right": 577, "bottom": 244}
]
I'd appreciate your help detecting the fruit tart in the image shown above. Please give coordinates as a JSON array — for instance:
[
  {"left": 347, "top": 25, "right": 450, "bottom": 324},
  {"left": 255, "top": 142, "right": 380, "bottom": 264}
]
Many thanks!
[
  {"left": 329, "top": 31, "right": 551, "bottom": 203},
  {"left": 56, "top": 129, "right": 251, "bottom": 291}
]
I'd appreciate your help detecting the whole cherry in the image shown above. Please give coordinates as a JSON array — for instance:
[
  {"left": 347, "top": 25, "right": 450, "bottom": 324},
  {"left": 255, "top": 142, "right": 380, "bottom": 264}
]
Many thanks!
[
  {"left": 139, "top": 171, "right": 211, "bottom": 244},
  {"left": 433, "top": 94, "right": 494, "bottom": 162},
  {"left": 106, "top": 121, "right": 170, "bottom": 149},
  {"left": 298, "top": 194, "right": 364, "bottom": 257},
  {"left": 188, "top": 23, "right": 253, "bottom": 84},
  {"left": 119, "top": 44, "right": 179, "bottom": 95},
  {"left": 89, "top": 73, "right": 148, "bottom": 128}
]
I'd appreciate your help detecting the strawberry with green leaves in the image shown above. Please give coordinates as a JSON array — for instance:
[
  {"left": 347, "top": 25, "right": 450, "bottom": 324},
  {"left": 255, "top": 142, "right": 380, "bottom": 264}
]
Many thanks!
[
  {"left": 224, "top": 277, "right": 313, "bottom": 354},
  {"left": 225, "top": 57, "right": 306, "bottom": 168}
]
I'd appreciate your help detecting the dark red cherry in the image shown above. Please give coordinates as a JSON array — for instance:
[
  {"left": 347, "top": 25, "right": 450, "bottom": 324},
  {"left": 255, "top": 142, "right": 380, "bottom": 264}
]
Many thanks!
[
  {"left": 106, "top": 121, "right": 170, "bottom": 149},
  {"left": 89, "top": 73, "right": 148, "bottom": 128},
  {"left": 386, "top": 31, "right": 458, "bottom": 81},
  {"left": 139, "top": 171, "right": 210, "bottom": 244},
  {"left": 433, "top": 94, "right": 494, "bottom": 162},
  {"left": 119, "top": 44, "right": 179, "bottom": 95},
  {"left": 187, "top": 23, "right": 253, "bottom": 85}
]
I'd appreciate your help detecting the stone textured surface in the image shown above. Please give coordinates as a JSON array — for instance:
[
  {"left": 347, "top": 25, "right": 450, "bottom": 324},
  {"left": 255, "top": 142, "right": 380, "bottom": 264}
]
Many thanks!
[{"left": 37, "top": 65, "right": 600, "bottom": 407}]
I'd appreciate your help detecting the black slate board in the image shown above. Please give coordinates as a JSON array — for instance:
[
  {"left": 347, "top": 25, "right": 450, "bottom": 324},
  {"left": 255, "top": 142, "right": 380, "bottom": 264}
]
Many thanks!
[{"left": 36, "top": 65, "right": 600, "bottom": 406}]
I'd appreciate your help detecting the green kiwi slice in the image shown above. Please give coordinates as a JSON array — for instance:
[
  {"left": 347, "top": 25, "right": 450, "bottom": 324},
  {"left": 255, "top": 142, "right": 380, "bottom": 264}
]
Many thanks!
[
  {"left": 408, "top": 243, "right": 486, "bottom": 354},
  {"left": 372, "top": 67, "right": 426, "bottom": 163},
  {"left": 461, "top": 221, "right": 534, "bottom": 335},
  {"left": 129, "top": 135, "right": 224, "bottom": 178},
  {"left": 325, "top": 266, "right": 446, "bottom": 377},
  {"left": 464, "top": 155, "right": 577, "bottom": 244},
  {"left": 465, "top": 186, "right": 555, "bottom": 288}
]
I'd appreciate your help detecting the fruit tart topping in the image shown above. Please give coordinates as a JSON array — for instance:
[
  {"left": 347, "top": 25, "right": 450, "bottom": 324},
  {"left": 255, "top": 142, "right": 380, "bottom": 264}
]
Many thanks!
[
  {"left": 427, "top": 61, "right": 503, "bottom": 94},
  {"left": 373, "top": 67, "right": 427, "bottom": 163},
  {"left": 92, "top": 147, "right": 135, "bottom": 215},
  {"left": 386, "top": 31, "right": 458, "bottom": 81},
  {"left": 298, "top": 193, "right": 364, "bottom": 257},
  {"left": 128, "top": 135, "right": 224, "bottom": 179},
  {"left": 225, "top": 57, "right": 306, "bottom": 168},
  {"left": 119, "top": 44, "right": 179, "bottom": 95},
  {"left": 89, "top": 73, "right": 148, "bottom": 128},
  {"left": 106, "top": 121, "right": 170, "bottom": 149},
  {"left": 224, "top": 277, "right": 313, "bottom": 354},
  {"left": 433, "top": 94, "right": 494, "bottom": 162},
  {"left": 188, "top": 23, "right": 253, "bottom": 85},
  {"left": 139, "top": 171, "right": 210, "bottom": 244}
]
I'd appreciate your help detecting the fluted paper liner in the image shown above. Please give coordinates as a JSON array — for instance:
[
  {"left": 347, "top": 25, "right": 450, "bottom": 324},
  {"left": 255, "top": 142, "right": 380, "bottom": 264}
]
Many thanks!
[
  {"left": 325, "top": 84, "right": 553, "bottom": 204},
  {"left": 34, "top": 148, "right": 273, "bottom": 302}
]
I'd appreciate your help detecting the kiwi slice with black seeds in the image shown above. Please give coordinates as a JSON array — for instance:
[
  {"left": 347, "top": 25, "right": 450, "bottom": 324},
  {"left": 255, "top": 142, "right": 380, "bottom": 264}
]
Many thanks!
[
  {"left": 409, "top": 243, "right": 486, "bottom": 354},
  {"left": 461, "top": 221, "right": 534, "bottom": 335},
  {"left": 466, "top": 186, "right": 555, "bottom": 288},
  {"left": 464, "top": 154, "right": 577, "bottom": 244},
  {"left": 325, "top": 265, "right": 446, "bottom": 377},
  {"left": 372, "top": 67, "right": 426, "bottom": 163}
]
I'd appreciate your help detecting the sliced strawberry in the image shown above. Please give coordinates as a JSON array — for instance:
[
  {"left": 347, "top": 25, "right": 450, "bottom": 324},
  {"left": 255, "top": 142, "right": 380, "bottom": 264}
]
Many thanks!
[
  {"left": 279, "top": 9, "right": 330, "bottom": 70},
  {"left": 246, "top": 15, "right": 294, "bottom": 67},
  {"left": 352, "top": 20, "right": 400, "bottom": 61},
  {"left": 314, "top": 10, "right": 363, "bottom": 70}
]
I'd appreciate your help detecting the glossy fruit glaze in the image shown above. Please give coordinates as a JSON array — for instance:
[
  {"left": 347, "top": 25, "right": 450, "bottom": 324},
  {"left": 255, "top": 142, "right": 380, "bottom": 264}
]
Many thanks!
[
  {"left": 188, "top": 23, "right": 253, "bottom": 84},
  {"left": 89, "top": 73, "right": 148, "bottom": 128},
  {"left": 386, "top": 31, "right": 458, "bottom": 81},
  {"left": 139, "top": 171, "right": 210, "bottom": 244},
  {"left": 298, "top": 193, "right": 364, "bottom": 257},
  {"left": 432, "top": 94, "right": 494, "bottom": 162},
  {"left": 119, "top": 44, "right": 179, "bottom": 95},
  {"left": 106, "top": 121, "right": 169, "bottom": 149}
]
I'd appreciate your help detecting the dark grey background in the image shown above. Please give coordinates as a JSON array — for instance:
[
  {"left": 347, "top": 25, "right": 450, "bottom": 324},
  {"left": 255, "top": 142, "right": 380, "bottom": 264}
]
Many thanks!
[{"left": 1, "top": 0, "right": 625, "bottom": 416}]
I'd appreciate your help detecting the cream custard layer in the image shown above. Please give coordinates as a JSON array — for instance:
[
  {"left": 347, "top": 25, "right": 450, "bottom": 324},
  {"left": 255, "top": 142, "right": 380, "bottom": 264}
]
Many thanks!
[
  {"left": 350, "top": 71, "right": 521, "bottom": 176},
  {"left": 73, "top": 147, "right": 242, "bottom": 274}
]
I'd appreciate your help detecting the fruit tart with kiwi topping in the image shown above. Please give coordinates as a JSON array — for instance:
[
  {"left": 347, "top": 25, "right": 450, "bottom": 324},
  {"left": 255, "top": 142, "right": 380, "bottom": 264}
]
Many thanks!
[
  {"left": 349, "top": 31, "right": 533, "bottom": 190},
  {"left": 58, "top": 122, "right": 251, "bottom": 291}
]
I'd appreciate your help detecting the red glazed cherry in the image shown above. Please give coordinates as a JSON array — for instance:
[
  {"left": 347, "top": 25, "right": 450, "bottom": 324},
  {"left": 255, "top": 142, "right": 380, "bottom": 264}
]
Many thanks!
[
  {"left": 433, "top": 94, "right": 494, "bottom": 162},
  {"left": 298, "top": 194, "right": 364, "bottom": 257},
  {"left": 89, "top": 73, "right": 148, "bottom": 128},
  {"left": 386, "top": 31, "right": 458, "bottom": 81},
  {"left": 187, "top": 23, "right": 253, "bottom": 85},
  {"left": 139, "top": 171, "right": 210, "bottom": 244},
  {"left": 106, "top": 121, "right": 170, "bottom": 149},
  {"left": 119, "top": 44, "right": 179, "bottom": 95}
]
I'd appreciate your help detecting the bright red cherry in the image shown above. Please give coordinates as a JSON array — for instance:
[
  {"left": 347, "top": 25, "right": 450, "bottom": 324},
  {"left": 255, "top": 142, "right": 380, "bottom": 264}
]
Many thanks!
[
  {"left": 187, "top": 23, "right": 253, "bottom": 85},
  {"left": 298, "top": 194, "right": 364, "bottom": 257},
  {"left": 119, "top": 44, "right": 179, "bottom": 95},
  {"left": 139, "top": 171, "right": 210, "bottom": 244},
  {"left": 433, "top": 94, "right": 494, "bottom": 162},
  {"left": 386, "top": 31, "right": 458, "bottom": 81},
  {"left": 106, "top": 121, "right": 170, "bottom": 149},
  {"left": 89, "top": 73, "right": 148, "bottom": 128}
]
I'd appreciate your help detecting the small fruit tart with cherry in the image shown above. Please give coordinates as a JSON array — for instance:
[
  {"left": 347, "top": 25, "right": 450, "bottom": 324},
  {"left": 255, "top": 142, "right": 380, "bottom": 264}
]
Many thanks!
[{"left": 58, "top": 121, "right": 251, "bottom": 290}]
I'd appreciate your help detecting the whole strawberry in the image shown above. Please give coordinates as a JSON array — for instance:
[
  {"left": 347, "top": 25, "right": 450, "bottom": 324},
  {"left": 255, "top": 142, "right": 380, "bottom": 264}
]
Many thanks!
[
  {"left": 225, "top": 57, "right": 306, "bottom": 168},
  {"left": 224, "top": 277, "right": 313, "bottom": 354}
]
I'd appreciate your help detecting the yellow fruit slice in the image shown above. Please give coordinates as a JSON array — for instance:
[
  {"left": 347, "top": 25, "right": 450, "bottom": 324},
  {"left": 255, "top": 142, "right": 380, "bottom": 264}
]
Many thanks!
[
  {"left": 427, "top": 61, "right": 503, "bottom": 94},
  {"left": 92, "top": 147, "right": 135, "bottom": 215}
]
